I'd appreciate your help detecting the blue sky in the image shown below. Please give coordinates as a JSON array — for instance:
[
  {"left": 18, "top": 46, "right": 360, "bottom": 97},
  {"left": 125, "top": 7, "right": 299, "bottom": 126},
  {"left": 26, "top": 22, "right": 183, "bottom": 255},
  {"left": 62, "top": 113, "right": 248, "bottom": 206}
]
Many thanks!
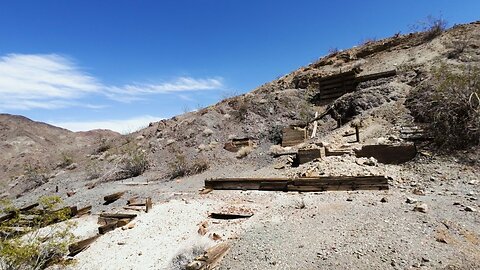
[{"left": 0, "top": 0, "right": 479, "bottom": 133}]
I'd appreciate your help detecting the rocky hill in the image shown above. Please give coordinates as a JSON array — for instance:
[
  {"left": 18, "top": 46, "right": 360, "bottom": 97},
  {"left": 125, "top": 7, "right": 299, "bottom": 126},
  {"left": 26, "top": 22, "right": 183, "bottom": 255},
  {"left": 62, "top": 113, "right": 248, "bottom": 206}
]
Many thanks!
[{"left": 1, "top": 21, "right": 479, "bottom": 270}]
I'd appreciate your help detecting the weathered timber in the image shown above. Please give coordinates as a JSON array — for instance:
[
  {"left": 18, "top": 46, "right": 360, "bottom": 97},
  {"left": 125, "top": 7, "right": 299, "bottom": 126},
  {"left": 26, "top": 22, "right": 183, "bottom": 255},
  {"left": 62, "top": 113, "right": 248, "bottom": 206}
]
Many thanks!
[
  {"left": 99, "top": 213, "right": 137, "bottom": 219},
  {"left": 0, "top": 212, "right": 16, "bottom": 223},
  {"left": 68, "top": 235, "right": 100, "bottom": 256},
  {"left": 297, "top": 149, "right": 322, "bottom": 164},
  {"left": 146, "top": 197, "right": 152, "bottom": 213},
  {"left": 103, "top": 191, "right": 125, "bottom": 204},
  {"left": 98, "top": 222, "right": 117, "bottom": 234},
  {"left": 205, "top": 176, "right": 389, "bottom": 192},
  {"left": 76, "top": 206, "right": 92, "bottom": 217},
  {"left": 354, "top": 144, "right": 417, "bottom": 164},
  {"left": 127, "top": 202, "right": 146, "bottom": 207},
  {"left": 282, "top": 127, "right": 306, "bottom": 147},
  {"left": 209, "top": 213, "right": 253, "bottom": 219},
  {"left": 97, "top": 217, "right": 119, "bottom": 226},
  {"left": 127, "top": 196, "right": 139, "bottom": 205},
  {"left": 19, "top": 203, "right": 39, "bottom": 212},
  {"left": 325, "top": 148, "right": 351, "bottom": 156},
  {"left": 186, "top": 242, "right": 230, "bottom": 270},
  {"left": 123, "top": 206, "right": 144, "bottom": 211}
]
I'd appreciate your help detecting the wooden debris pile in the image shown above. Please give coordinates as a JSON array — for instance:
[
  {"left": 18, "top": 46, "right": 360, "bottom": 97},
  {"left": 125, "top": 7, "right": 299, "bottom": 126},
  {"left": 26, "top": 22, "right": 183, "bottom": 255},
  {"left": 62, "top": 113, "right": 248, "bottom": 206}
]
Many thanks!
[
  {"left": 310, "top": 69, "right": 397, "bottom": 103},
  {"left": 205, "top": 176, "right": 389, "bottom": 192}
]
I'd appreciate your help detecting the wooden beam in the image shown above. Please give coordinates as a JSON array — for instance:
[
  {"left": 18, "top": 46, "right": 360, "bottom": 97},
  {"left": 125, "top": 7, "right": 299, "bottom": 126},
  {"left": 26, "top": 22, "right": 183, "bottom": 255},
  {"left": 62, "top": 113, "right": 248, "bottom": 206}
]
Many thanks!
[
  {"left": 209, "top": 213, "right": 253, "bottom": 219},
  {"left": 186, "top": 242, "right": 230, "bottom": 270},
  {"left": 68, "top": 235, "right": 100, "bottom": 256},
  {"left": 146, "top": 197, "right": 152, "bottom": 213},
  {"left": 99, "top": 213, "right": 137, "bottom": 219},
  {"left": 104, "top": 191, "right": 125, "bottom": 204},
  {"left": 205, "top": 176, "right": 389, "bottom": 192}
]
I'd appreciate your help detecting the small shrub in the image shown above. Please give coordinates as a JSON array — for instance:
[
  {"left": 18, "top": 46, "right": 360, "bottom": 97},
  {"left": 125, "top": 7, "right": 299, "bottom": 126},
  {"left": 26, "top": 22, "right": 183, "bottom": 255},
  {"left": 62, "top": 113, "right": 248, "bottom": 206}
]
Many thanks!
[
  {"left": 95, "top": 138, "right": 111, "bottom": 154},
  {"left": 58, "top": 152, "right": 73, "bottom": 168},
  {"left": 86, "top": 161, "right": 102, "bottom": 180},
  {"left": 406, "top": 64, "right": 480, "bottom": 149},
  {"left": 167, "top": 155, "right": 209, "bottom": 180},
  {"left": 120, "top": 147, "right": 148, "bottom": 178},
  {"left": 410, "top": 15, "right": 448, "bottom": 41},
  {"left": 0, "top": 196, "right": 75, "bottom": 270}
]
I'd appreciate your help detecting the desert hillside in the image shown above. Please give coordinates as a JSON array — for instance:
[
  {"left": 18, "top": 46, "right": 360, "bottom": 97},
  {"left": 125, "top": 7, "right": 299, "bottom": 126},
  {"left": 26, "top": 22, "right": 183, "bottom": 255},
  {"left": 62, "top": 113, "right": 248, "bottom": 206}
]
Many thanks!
[{"left": 1, "top": 21, "right": 479, "bottom": 270}]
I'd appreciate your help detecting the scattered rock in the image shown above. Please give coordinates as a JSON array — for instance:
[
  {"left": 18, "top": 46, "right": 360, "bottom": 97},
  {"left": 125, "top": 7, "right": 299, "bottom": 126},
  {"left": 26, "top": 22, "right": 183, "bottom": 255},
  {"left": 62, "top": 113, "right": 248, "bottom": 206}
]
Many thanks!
[
  {"left": 406, "top": 197, "right": 418, "bottom": 204},
  {"left": 464, "top": 206, "right": 476, "bottom": 212},
  {"left": 67, "top": 191, "right": 76, "bottom": 197},
  {"left": 413, "top": 203, "right": 428, "bottom": 213},
  {"left": 364, "top": 157, "right": 377, "bottom": 166},
  {"left": 203, "top": 128, "right": 214, "bottom": 137},
  {"left": 412, "top": 188, "right": 425, "bottom": 196},
  {"left": 346, "top": 198, "right": 353, "bottom": 202},
  {"left": 380, "top": 197, "right": 388, "bottom": 203},
  {"left": 66, "top": 163, "right": 77, "bottom": 170}
]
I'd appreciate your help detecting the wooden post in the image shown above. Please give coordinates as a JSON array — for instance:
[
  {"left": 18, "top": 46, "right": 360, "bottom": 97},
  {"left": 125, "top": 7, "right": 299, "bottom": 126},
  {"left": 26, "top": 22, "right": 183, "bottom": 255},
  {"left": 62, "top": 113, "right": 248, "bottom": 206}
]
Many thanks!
[{"left": 355, "top": 125, "right": 360, "bottom": 142}]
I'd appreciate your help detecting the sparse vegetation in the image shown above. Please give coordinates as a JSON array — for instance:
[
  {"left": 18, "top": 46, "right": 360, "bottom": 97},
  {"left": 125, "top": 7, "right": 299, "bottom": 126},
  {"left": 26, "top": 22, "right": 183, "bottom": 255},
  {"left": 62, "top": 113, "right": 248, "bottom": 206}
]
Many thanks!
[
  {"left": 410, "top": 15, "right": 448, "bottom": 41},
  {"left": 58, "top": 152, "right": 73, "bottom": 168},
  {"left": 95, "top": 138, "right": 111, "bottom": 154},
  {"left": 407, "top": 64, "right": 480, "bottom": 149},
  {"left": 167, "top": 154, "right": 209, "bottom": 180},
  {"left": 119, "top": 146, "right": 149, "bottom": 178},
  {"left": 0, "top": 196, "right": 75, "bottom": 270}
]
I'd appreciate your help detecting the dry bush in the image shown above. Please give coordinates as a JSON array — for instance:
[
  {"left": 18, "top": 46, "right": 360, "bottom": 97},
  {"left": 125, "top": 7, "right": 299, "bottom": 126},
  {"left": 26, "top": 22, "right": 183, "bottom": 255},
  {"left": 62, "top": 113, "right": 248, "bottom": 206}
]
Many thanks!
[
  {"left": 406, "top": 64, "right": 480, "bottom": 149},
  {"left": 168, "top": 155, "right": 210, "bottom": 180},
  {"left": 236, "top": 146, "right": 253, "bottom": 159},
  {"left": 120, "top": 147, "right": 148, "bottom": 178},
  {"left": 410, "top": 15, "right": 448, "bottom": 41}
]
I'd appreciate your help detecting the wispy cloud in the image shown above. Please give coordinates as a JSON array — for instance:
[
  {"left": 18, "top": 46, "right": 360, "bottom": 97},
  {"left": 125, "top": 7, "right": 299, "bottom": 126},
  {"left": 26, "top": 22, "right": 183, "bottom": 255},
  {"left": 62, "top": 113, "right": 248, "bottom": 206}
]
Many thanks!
[
  {"left": 0, "top": 53, "right": 225, "bottom": 110},
  {"left": 50, "top": 115, "right": 164, "bottom": 133}
]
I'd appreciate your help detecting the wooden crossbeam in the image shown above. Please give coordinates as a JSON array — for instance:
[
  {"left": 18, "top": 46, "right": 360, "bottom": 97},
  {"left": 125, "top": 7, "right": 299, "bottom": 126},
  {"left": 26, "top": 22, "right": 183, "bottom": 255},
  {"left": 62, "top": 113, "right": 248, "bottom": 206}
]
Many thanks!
[{"left": 205, "top": 176, "right": 389, "bottom": 192}]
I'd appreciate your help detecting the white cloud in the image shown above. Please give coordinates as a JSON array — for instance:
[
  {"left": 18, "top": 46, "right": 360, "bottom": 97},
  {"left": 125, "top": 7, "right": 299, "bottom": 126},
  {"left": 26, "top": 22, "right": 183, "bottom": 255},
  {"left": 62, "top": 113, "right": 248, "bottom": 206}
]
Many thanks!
[
  {"left": 0, "top": 53, "right": 225, "bottom": 110},
  {"left": 50, "top": 115, "right": 164, "bottom": 134}
]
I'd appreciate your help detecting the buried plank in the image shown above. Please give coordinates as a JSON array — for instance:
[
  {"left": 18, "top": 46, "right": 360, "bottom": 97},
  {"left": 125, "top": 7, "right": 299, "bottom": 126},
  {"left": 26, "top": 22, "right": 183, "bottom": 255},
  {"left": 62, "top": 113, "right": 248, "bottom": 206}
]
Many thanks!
[
  {"left": 98, "top": 222, "right": 118, "bottom": 234},
  {"left": 68, "top": 235, "right": 101, "bottom": 256},
  {"left": 205, "top": 176, "right": 389, "bottom": 192},
  {"left": 186, "top": 242, "right": 230, "bottom": 270},
  {"left": 104, "top": 191, "right": 126, "bottom": 204},
  {"left": 297, "top": 148, "right": 322, "bottom": 164}
]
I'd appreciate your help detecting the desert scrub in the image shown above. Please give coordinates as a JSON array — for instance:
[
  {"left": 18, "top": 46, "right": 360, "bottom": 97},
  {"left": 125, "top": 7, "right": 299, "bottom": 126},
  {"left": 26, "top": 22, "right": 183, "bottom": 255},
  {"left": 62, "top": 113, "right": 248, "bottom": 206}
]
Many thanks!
[
  {"left": 119, "top": 146, "right": 149, "bottom": 178},
  {"left": 406, "top": 64, "right": 480, "bottom": 149},
  {"left": 167, "top": 154, "right": 209, "bottom": 180},
  {"left": 410, "top": 15, "right": 448, "bottom": 41},
  {"left": 0, "top": 196, "right": 75, "bottom": 270}
]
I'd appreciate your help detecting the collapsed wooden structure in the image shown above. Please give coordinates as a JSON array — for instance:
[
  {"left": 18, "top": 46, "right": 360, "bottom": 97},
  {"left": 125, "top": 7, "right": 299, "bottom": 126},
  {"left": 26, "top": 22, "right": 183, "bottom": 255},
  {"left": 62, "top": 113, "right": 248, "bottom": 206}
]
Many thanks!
[
  {"left": 282, "top": 126, "right": 307, "bottom": 147},
  {"left": 205, "top": 176, "right": 389, "bottom": 192},
  {"left": 311, "top": 69, "right": 397, "bottom": 103}
]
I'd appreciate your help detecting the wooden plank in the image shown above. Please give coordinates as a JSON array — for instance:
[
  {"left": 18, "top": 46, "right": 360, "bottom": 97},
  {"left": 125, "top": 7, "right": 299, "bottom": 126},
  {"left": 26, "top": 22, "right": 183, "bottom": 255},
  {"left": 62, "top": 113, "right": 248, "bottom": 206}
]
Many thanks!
[
  {"left": 209, "top": 213, "right": 253, "bottom": 220},
  {"left": 99, "top": 213, "right": 137, "bottom": 219},
  {"left": 297, "top": 149, "right": 322, "bottom": 164},
  {"left": 68, "top": 235, "right": 100, "bottom": 256},
  {"left": 205, "top": 176, "right": 389, "bottom": 192},
  {"left": 282, "top": 127, "right": 306, "bottom": 147},
  {"left": 98, "top": 222, "right": 117, "bottom": 234},
  {"left": 19, "top": 203, "right": 39, "bottom": 212},
  {"left": 103, "top": 191, "right": 125, "bottom": 204},
  {"left": 186, "top": 242, "right": 230, "bottom": 270},
  {"left": 146, "top": 197, "right": 152, "bottom": 213},
  {"left": 75, "top": 205, "right": 92, "bottom": 217}
]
